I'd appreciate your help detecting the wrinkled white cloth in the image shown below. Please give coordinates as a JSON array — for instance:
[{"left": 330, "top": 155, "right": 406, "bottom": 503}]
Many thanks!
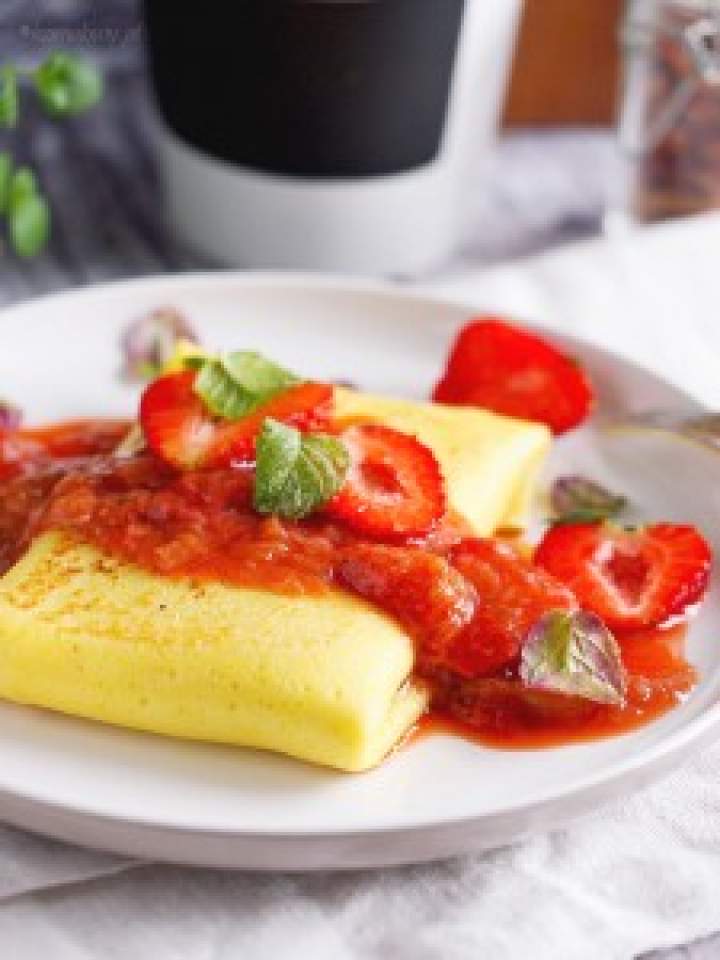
[{"left": 4, "top": 215, "right": 720, "bottom": 960}]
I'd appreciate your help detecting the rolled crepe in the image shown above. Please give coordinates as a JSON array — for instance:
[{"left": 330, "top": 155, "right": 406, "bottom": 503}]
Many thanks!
[
  {"left": 0, "top": 394, "right": 551, "bottom": 770},
  {"left": 335, "top": 389, "right": 550, "bottom": 533}
]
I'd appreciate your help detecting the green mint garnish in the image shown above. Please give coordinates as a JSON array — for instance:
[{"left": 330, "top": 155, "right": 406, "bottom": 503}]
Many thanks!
[
  {"left": 254, "top": 418, "right": 349, "bottom": 520},
  {"left": 33, "top": 53, "right": 103, "bottom": 118},
  {"left": 550, "top": 475, "right": 627, "bottom": 526},
  {"left": 194, "top": 351, "right": 300, "bottom": 420},
  {"left": 520, "top": 610, "right": 626, "bottom": 706},
  {"left": 0, "top": 52, "right": 102, "bottom": 258},
  {"left": 0, "top": 152, "right": 12, "bottom": 215},
  {"left": 9, "top": 191, "right": 50, "bottom": 258},
  {"left": 0, "top": 66, "right": 18, "bottom": 128},
  {"left": 182, "top": 356, "right": 207, "bottom": 371},
  {"left": 7, "top": 167, "right": 50, "bottom": 258},
  {"left": 8, "top": 167, "right": 38, "bottom": 209}
]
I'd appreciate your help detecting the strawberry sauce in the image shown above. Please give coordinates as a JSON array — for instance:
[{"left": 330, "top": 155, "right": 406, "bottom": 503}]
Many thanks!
[
  {"left": 0, "top": 420, "right": 699, "bottom": 750},
  {"left": 420, "top": 624, "right": 695, "bottom": 749}
]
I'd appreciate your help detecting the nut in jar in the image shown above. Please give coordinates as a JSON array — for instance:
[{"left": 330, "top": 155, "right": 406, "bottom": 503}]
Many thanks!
[{"left": 620, "top": 0, "right": 720, "bottom": 221}]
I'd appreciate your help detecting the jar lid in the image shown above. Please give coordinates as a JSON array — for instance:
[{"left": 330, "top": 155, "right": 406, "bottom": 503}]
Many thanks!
[
  {"left": 625, "top": 0, "right": 720, "bottom": 83},
  {"left": 621, "top": 0, "right": 720, "bottom": 155}
]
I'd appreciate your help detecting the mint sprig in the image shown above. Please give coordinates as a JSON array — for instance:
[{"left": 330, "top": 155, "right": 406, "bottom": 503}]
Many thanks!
[
  {"left": 9, "top": 189, "right": 50, "bottom": 258},
  {"left": 0, "top": 52, "right": 102, "bottom": 258},
  {"left": 194, "top": 352, "right": 300, "bottom": 420},
  {"left": 0, "top": 397, "right": 22, "bottom": 430},
  {"left": 520, "top": 610, "right": 626, "bottom": 706},
  {"left": 0, "top": 66, "right": 18, "bottom": 127},
  {"left": 550, "top": 475, "right": 627, "bottom": 526},
  {"left": 0, "top": 152, "right": 12, "bottom": 215},
  {"left": 6, "top": 166, "right": 50, "bottom": 257},
  {"left": 254, "top": 419, "right": 349, "bottom": 520},
  {"left": 34, "top": 52, "right": 103, "bottom": 118}
]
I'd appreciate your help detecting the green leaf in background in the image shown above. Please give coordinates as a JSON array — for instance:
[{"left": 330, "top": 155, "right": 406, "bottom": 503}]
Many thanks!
[
  {"left": 254, "top": 418, "right": 350, "bottom": 520},
  {"left": 0, "top": 52, "right": 104, "bottom": 258},
  {"left": 0, "top": 66, "right": 18, "bottom": 127},
  {"left": 34, "top": 52, "right": 103, "bottom": 118},
  {"left": 8, "top": 166, "right": 38, "bottom": 211},
  {"left": 0, "top": 152, "right": 12, "bottom": 215},
  {"left": 9, "top": 192, "right": 50, "bottom": 258},
  {"left": 194, "top": 351, "right": 300, "bottom": 420}
]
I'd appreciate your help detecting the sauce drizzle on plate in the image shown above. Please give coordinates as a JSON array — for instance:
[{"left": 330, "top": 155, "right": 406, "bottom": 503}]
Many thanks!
[{"left": 0, "top": 419, "right": 699, "bottom": 752}]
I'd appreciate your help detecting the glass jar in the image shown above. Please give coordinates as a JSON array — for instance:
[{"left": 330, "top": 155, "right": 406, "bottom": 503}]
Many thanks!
[{"left": 619, "top": 0, "right": 720, "bottom": 222}]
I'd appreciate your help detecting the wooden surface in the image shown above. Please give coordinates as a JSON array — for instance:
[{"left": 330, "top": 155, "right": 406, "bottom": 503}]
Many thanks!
[{"left": 504, "top": 0, "right": 625, "bottom": 125}]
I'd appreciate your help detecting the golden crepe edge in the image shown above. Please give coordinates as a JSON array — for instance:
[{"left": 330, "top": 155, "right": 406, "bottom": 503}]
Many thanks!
[{"left": 0, "top": 391, "right": 551, "bottom": 771}]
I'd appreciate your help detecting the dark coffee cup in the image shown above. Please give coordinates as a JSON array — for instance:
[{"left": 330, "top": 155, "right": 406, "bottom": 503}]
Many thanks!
[{"left": 144, "top": 1, "right": 521, "bottom": 273}]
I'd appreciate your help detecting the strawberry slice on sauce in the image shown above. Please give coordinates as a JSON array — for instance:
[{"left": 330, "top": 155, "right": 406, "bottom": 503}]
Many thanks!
[
  {"left": 325, "top": 423, "right": 446, "bottom": 538},
  {"left": 534, "top": 522, "right": 712, "bottom": 630},
  {"left": 432, "top": 317, "right": 594, "bottom": 434},
  {"left": 140, "top": 370, "right": 333, "bottom": 469},
  {"left": 444, "top": 538, "right": 577, "bottom": 678}
]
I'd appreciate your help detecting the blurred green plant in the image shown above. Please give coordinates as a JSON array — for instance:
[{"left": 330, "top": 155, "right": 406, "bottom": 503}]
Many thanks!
[{"left": 0, "top": 52, "right": 103, "bottom": 258}]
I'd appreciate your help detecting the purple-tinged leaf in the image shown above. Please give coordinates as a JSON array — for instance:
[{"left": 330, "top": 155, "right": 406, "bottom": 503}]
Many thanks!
[
  {"left": 0, "top": 399, "right": 22, "bottom": 430},
  {"left": 551, "top": 475, "right": 627, "bottom": 525},
  {"left": 520, "top": 610, "right": 626, "bottom": 706},
  {"left": 121, "top": 307, "right": 199, "bottom": 382}
]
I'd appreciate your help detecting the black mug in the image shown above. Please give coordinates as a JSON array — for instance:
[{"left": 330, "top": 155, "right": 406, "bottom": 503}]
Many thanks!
[{"left": 144, "top": 1, "right": 521, "bottom": 274}]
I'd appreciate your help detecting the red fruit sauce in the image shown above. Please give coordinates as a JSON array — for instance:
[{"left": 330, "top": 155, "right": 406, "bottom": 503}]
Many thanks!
[
  {"left": 419, "top": 625, "right": 695, "bottom": 749},
  {"left": 0, "top": 420, "right": 699, "bottom": 750}
]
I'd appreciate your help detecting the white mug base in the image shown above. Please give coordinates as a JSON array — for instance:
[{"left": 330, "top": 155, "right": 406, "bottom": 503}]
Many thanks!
[
  {"left": 159, "top": 129, "right": 458, "bottom": 276},
  {"left": 155, "top": 1, "right": 522, "bottom": 275}
]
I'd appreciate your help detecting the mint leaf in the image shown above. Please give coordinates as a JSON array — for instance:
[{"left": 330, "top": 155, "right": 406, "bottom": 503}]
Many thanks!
[
  {"left": 34, "top": 53, "right": 103, "bottom": 118},
  {"left": 223, "top": 352, "right": 299, "bottom": 397},
  {"left": 8, "top": 167, "right": 38, "bottom": 209},
  {"left": 551, "top": 475, "right": 627, "bottom": 526},
  {"left": 0, "top": 66, "right": 18, "bottom": 127},
  {"left": 194, "top": 351, "right": 300, "bottom": 420},
  {"left": 520, "top": 610, "right": 626, "bottom": 706},
  {"left": 121, "top": 308, "right": 199, "bottom": 382},
  {"left": 9, "top": 192, "right": 50, "bottom": 258},
  {"left": 0, "top": 398, "right": 22, "bottom": 430},
  {"left": 0, "top": 152, "right": 12, "bottom": 215},
  {"left": 254, "top": 419, "right": 349, "bottom": 520}
]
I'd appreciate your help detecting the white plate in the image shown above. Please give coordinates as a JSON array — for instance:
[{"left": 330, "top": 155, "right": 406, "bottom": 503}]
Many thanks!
[{"left": 0, "top": 272, "right": 719, "bottom": 871}]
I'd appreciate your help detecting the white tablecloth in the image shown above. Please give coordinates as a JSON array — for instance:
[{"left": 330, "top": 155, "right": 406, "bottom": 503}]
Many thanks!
[{"left": 4, "top": 215, "right": 720, "bottom": 960}]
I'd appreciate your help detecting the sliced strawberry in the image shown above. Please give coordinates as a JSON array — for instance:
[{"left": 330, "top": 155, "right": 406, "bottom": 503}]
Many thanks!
[
  {"left": 325, "top": 424, "right": 446, "bottom": 538},
  {"left": 445, "top": 538, "right": 577, "bottom": 677},
  {"left": 206, "top": 380, "right": 333, "bottom": 465},
  {"left": 534, "top": 522, "right": 712, "bottom": 630},
  {"left": 140, "top": 371, "right": 333, "bottom": 469},
  {"left": 140, "top": 371, "right": 214, "bottom": 468},
  {"left": 433, "top": 317, "right": 594, "bottom": 434}
]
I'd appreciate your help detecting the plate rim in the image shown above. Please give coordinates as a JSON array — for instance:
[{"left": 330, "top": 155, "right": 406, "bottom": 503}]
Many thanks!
[{"left": 0, "top": 269, "right": 716, "bottom": 852}]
